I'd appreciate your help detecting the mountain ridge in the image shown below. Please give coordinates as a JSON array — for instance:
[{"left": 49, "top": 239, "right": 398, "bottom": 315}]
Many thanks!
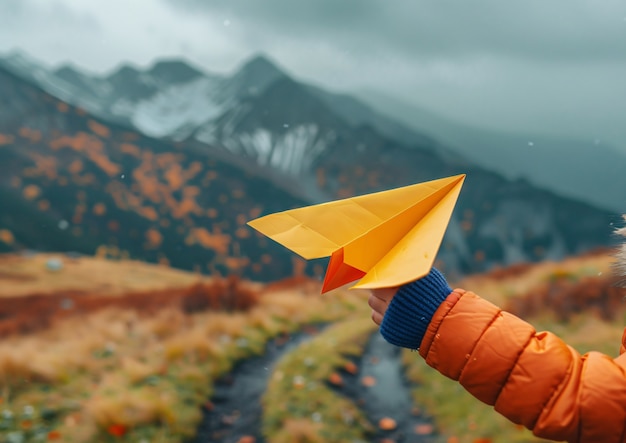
[{"left": 0, "top": 53, "right": 619, "bottom": 281}]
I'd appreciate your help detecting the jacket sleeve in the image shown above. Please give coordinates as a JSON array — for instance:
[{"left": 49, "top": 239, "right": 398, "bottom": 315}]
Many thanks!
[{"left": 419, "top": 289, "right": 626, "bottom": 443}]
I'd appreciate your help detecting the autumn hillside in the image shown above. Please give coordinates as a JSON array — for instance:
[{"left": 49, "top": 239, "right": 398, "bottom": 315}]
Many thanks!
[
  {"left": 1, "top": 247, "right": 625, "bottom": 443},
  {"left": 0, "top": 58, "right": 620, "bottom": 285},
  {"left": 0, "top": 252, "right": 268, "bottom": 337},
  {"left": 0, "top": 66, "right": 313, "bottom": 282}
]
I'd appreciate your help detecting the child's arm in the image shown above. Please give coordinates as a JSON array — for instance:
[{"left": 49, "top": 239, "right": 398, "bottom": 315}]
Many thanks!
[{"left": 370, "top": 269, "right": 626, "bottom": 443}]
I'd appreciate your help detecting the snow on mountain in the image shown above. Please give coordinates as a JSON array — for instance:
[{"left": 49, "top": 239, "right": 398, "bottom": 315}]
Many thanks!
[
  {"left": 126, "top": 76, "right": 224, "bottom": 138},
  {"left": 0, "top": 50, "right": 106, "bottom": 113},
  {"left": 229, "top": 125, "right": 331, "bottom": 174},
  {"left": 0, "top": 52, "right": 617, "bottom": 278}
]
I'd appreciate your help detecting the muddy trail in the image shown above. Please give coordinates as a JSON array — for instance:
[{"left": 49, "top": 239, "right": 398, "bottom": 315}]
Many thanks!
[
  {"left": 191, "top": 326, "right": 323, "bottom": 443},
  {"left": 334, "top": 332, "right": 437, "bottom": 442},
  {"left": 193, "top": 327, "right": 437, "bottom": 443}
]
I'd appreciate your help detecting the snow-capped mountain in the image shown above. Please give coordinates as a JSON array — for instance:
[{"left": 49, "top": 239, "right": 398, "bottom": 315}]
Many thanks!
[
  {"left": 4, "top": 50, "right": 623, "bottom": 214},
  {"left": 0, "top": 50, "right": 620, "bottom": 278},
  {"left": 0, "top": 51, "right": 436, "bottom": 177}
]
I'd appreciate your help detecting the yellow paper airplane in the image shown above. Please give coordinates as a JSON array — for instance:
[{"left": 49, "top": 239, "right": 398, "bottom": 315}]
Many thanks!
[{"left": 248, "top": 174, "right": 465, "bottom": 293}]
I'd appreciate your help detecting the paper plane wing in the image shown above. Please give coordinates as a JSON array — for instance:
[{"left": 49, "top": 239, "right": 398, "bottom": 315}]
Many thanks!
[{"left": 248, "top": 174, "right": 465, "bottom": 292}]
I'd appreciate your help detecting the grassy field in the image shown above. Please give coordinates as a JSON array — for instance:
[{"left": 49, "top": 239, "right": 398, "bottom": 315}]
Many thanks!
[
  {"left": 0, "top": 253, "right": 369, "bottom": 442},
  {"left": 0, "top": 253, "right": 209, "bottom": 298},
  {"left": 0, "top": 249, "right": 624, "bottom": 443}
]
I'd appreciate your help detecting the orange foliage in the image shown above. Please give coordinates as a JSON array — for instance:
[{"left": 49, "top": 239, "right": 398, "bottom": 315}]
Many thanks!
[
  {"left": 106, "top": 424, "right": 127, "bottom": 437},
  {"left": 173, "top": 198, "right": 202, "bottom": 219},
  {"left": 235, "top": 227, "right": 250, "bottom": 239},
  {"left": 249, "top": 206, "right": 262, "bottom": 219},
  {"left": 50, "top": 133, "right": 120, "bottom": 177},
  {"left": 145, "top": 229, "right": 163, "bottom": 248},
  {"left": 180, "top": 276, "right": 259, "bottom": 314},
  {"left": 56, "top": 102, "right": 69, "bottom": 113},
  {"left": 292, "top": 257, "right": 307, "bottom": 277},
  {"left": 37, "top": 200, "right": 50, "bottom": 211},
  {"left": 187, "top": 228, "right": 230, "bottom": 254},
  {"left": 187, "top": 161, "right": 203, "bottom": 179},
  {"left": 72, "top": 173, "right": 96, "bottom": 186},
  {"left": 68, "top": 159, "right": 83, "bottom": 174},
  {"left": 0, "top": 133, "right": 14, "bottom": 146},
  {"left": 224, "top": 256, "right": 250, "bottom": 271},
  {"left": 0, "top": 229, "right": 15, "bottom": 245},
  {"left": 236, "top": 214, "right": 247, "bottom": 226},
  {"left": 22, "top": 184, "right": 41, "bottom": 200},
  {"left": 87, "top": 120, "right": 111, "bottom": 138},
  {"left": 93, "top": 203, "right": 107, "bottom": 216},
  {"left": 154, "top": 153, "right": 184, "bottom": 169},
  {"left": 18, "top": 127, "right": 41, "bottom": 142},
  {"left": 158, "top": 255, "right": 170, "bottom": 266},
  {"left": 183, "top": 186, "right": 200, "bottom": 198},
  {"left": 506, "top": 274, "right": 626, "bottom": 321},
  {"left": 139, "top": 206, "right": 159, "bottom": 221},
  {"left": 119, "top": 143, "right": 141, "bottom": 158},
  {"left": 481, "top": 262, "right": 536, "bottom": 280},
  {"left": 165, "top": 164, "right": 184, "bottom": 190},
  {"left": 378, "top": 417, "right": 397, "bottom": 431},
  {"left": 207, "top": 208, "right": 218, "bottom": 218},
  {"left": 24, "top": 153, "right": 58, "bottom": 180}
]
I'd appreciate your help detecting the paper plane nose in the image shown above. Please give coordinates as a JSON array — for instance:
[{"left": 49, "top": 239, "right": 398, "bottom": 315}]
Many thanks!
[{"left": 321, "top": 248, "right": 366, "bottom": 293}]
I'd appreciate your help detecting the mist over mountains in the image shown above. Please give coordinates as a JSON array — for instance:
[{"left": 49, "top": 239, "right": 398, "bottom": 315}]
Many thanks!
[{"left": 0, "top": 51, "right": 620, "bottom": 281}]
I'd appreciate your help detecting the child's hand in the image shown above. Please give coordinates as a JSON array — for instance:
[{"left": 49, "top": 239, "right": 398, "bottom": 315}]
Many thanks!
[
  {"left": 367, "top": 268, "right": 452, "bottom": 349},
  {"left": 368, "top": 287, "right": 398, "bottom": 326}
]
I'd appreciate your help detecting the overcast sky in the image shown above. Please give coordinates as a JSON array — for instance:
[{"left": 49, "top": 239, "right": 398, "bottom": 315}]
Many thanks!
[{"left": 1, "top": 0, "right": 626, "bottom": 150}]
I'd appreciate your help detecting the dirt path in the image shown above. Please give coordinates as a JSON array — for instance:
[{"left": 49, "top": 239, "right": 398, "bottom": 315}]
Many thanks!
[
  {"left": 192, "top": 328, "right": 321, "bottom": 443},
  {"left": 336, "top": 332, "right": 437, "bottom": 442},
  {"left": 192, "top": 327, "right": 437, "bottom": 443}
]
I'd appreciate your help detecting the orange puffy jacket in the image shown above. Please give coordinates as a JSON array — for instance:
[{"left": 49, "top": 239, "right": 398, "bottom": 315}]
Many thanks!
[{"left": 420, "top": 288, "right": 626, "bottom": 442}]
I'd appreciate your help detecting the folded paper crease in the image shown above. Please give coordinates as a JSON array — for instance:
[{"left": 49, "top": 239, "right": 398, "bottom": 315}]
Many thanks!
[{"left": 247, "top": 174, "right": 465, "bottom": 293}]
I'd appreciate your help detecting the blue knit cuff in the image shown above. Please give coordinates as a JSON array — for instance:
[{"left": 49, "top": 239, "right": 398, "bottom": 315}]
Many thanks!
[{"left": 379, "top": 268, "right": 452, "bottom": 350}]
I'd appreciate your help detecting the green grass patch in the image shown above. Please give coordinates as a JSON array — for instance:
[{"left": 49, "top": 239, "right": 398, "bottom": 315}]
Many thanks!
[
  {"left": 262, "top": 317, "right": 377, "bottom": 443},
  {"left": 0, "top": 289, "right": 368, "bottom": 443}
]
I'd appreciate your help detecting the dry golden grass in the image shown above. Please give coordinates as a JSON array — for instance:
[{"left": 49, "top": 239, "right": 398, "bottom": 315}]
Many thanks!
[
  {"left": 0, "top": 253, "right": 207, "bottom": 298},
  {"left": 0, "top": 255, "right": 368, "bottom": 443},
  {"left": 269, "top": 418, "right": 324, "bottom": 443},
  {"left": 456, "top": 249, "right": 615, "bottom": 306}
]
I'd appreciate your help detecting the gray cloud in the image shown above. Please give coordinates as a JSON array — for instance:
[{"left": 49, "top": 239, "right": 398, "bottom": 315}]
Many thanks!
[
  {"left": 168, "top": 0, "right": 626, "bottom": 62},
  {"left": 0, "top": 0, "right": 625, "bottom": 150}
]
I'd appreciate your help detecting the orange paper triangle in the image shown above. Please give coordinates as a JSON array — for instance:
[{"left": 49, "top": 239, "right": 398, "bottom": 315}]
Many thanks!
[{"left": 322, "top": 248, "right": 366, "bottom": 293}]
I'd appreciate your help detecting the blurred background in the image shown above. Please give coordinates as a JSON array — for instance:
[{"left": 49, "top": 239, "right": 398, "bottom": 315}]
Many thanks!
[{"left": 1, "top": 1, "right": 625, "bottom": 442}]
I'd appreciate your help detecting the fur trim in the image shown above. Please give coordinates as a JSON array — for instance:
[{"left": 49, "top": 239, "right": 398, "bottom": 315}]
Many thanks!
[{"left": 616, "top": 215, "right": 626, "bottom": 285}]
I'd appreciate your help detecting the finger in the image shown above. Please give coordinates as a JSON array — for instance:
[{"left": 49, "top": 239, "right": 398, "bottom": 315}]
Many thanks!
[
  {"left": 371, "top": 309, "right": 384, "bottom": 326},
  {"left": 370, "top": 287, "right": 398, "bottom": 303},
  {"left": 368, "top": 293, "right": 389, "bottom": 316}
]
